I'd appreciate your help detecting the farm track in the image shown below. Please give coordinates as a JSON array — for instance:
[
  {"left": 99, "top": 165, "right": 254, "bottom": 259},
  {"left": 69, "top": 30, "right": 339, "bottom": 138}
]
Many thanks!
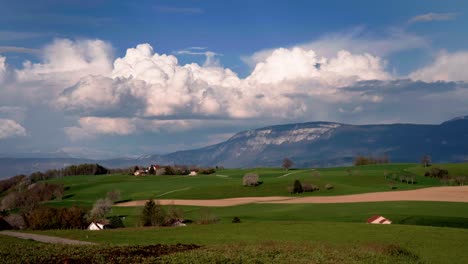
[
  {"left": 0, "top": 231, "right": 96, "bottom": 245},
  {"left": 115, "top": 186, "right": 468, "bottom": 207}
]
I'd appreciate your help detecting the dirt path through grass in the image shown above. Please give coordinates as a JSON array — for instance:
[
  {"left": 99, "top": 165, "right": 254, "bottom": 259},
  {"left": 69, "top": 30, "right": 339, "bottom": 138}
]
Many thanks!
[
  {"left": 115, "top": 186, "right": 468, "bottom": 207},
  {"left": 0, "top": 231, "right": 96, "bottom": 245}
]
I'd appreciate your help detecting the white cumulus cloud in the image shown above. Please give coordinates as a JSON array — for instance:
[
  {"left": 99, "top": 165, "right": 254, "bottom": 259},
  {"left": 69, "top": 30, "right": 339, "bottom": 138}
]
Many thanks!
[
  {"left": 0, "top": 119, "right": 27, "bottom": 139},
  {"left": 409, "top": 51, "right": 468, "bottom": 82},
  {"left": 57, "top": 43, "right": 390, "bottom": 122}
]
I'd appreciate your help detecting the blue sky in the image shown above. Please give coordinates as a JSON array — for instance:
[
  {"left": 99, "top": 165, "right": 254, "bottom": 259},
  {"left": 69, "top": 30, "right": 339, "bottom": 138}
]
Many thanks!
[{"left": 1, "top": 0, "right": 468, "bottom": 159}]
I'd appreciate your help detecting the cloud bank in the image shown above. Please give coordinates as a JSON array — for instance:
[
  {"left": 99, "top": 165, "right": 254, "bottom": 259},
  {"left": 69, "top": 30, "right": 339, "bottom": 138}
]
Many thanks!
[{"left": 1, "top": 36, "right": 468, "bottom": 157}]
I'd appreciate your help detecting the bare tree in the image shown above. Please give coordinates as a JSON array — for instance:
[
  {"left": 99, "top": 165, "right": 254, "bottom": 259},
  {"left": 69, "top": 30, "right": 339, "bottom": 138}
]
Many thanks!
[
  {"left": 421, "top": 155, "right": 432, "bottom": 168},
  {"left": 88, "top": 198, "right": 113, "bottom": 221},
  {"left": 282, "top": 158, "right": 293, "bottom": 170},
  {"left": 106, "top": 189, "right": 122, "bottom": 202}
]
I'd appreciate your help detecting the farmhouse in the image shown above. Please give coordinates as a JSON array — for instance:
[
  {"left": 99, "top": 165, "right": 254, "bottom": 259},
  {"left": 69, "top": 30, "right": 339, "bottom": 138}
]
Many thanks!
[
  {"left": 367, "top": 215, "right": 392, "bottom": 224},
  {"left": 87, "top": 222, "right": 110, "bottom": 230},
  {"left": 134, "top": 169, "right": 147, "bottom": 176}
]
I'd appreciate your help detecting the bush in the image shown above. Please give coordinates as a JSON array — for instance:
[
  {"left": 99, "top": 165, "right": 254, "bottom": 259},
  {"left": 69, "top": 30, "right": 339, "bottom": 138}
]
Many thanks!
[
  {"left": 426, "top": 167, "right": 449, "bottom": 178},
  {"left": 197, "top": 208, "right": 219, "bottom": 224},
  {"left": 325, "top": 183, "right": 334, "bottom": 190},
  {"left": 243, "top": 173, "right": 260, "bottom": 186},
  {"left": 109, "top": 216, "right": 125, "bottom": 228},
  {"left": 232, "top": 217, "right": 241, "bottom": 223},
  {"left": 293, "top": 180, "right": 303, "bottom": 193},
  {"left": 302, "top": 183, "right": 319, "bottom": 192},
  {"left": 165, "top": 205, "right": 184, "bottom": 226}
]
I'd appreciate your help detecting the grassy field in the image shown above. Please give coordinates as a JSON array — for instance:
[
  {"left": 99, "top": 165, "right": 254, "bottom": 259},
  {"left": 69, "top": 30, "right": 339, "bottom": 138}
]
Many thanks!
[
  {"left": 28, "top": 221, "right": 468, "bottom": 263},
  {"left": 5, "top": 163, "right": 466, "bottom": 263},
  {"left": 45, "top": 163, "right": 455, "bottom": 207},
  {"left": 110, "top": 201, "right": 468, "bottom": 228}
]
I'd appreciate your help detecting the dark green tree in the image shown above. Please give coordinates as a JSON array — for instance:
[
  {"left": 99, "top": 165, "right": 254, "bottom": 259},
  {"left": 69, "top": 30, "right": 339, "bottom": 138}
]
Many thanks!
[
  {"left": 293, "top": 179, "right": 303, "bottom": 193},
  {"left": 141, "top": 199, "right": 166, "bottom": 226}
]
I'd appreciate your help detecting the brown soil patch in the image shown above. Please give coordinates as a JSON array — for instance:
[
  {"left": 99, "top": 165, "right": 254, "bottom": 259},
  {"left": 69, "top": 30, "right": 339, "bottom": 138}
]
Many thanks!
[
  {"left": 265, "top": 186, "right": 468, "bottom": 204},
  {"left": 115, "top": 186, "right": 468, "bottom": 207}
]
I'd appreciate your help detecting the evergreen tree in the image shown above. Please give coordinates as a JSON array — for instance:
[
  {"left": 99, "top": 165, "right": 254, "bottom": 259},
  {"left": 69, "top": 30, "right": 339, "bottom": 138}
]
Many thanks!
[{"left": 293, "top": 179, "right": 303, "bottom": 193}]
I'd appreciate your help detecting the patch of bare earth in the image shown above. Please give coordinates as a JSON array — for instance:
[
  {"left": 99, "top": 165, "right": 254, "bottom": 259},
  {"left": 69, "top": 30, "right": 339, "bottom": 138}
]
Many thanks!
[{"left": 114, "top": 186, "right": 468, "bottom": 207}]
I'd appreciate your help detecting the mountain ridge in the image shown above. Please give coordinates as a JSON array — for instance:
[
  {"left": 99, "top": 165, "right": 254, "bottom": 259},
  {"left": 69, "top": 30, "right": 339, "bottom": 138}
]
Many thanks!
[{"left": 1, "top": 116, "right": 467, "bottom": 178}]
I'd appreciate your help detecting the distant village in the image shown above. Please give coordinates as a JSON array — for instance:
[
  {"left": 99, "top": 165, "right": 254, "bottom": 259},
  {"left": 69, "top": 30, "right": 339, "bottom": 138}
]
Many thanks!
[{"left": 133, "top": 164, "right": 218, "bottom": 176}]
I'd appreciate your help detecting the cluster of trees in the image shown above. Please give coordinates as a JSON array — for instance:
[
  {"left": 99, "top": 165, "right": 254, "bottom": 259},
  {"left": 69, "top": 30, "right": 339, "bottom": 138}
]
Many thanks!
[
  {"left": 424, "top": 167, "right": 449, "bottom": 178},
  {"left": 1, "top": 182, "right": 64, "bottom": 212},
  {"left": 23, "top": 206, "right": 87, "bottom": 230},
  {"left": 354, "top": 155, "right": 390, "bottom": 166},
  {"left": 29, "top": 163, "right": 109, "bottom": 182},
  {"left": 287, "top": 180, "right": 333, "bottom": 194},
  {"left": 423, "top": 167, "right": 466, "bottom": 186},
  {"left": 140, "top": 199, "right": 184, "bottom": 227},
  {"left": 0, "top": 175, "right": 26, "bottom": 193}
]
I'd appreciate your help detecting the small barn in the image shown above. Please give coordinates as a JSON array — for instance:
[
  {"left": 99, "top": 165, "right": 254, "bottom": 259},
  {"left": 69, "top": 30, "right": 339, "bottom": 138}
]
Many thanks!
[
  {"left": 88, "top": 222, "right": 110, "bottom": 230},
  {"left": 367, "top": 215, "right": 392, "bottom": 224}
]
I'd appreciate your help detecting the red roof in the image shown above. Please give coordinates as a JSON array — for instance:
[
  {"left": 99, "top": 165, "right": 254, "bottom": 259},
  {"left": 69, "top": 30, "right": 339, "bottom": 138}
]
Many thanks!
[{"left": 367, "top": 215, "right": 381, "bottom": 223}]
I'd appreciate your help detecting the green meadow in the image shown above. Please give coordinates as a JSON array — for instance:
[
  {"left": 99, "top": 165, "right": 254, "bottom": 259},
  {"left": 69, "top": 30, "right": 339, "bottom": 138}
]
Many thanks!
[
  {"left": 3, "top": 163, "right": 467, "bottom": 263},
  {"left": 46, "top": 163, "right": 445, "bottom": 207}
]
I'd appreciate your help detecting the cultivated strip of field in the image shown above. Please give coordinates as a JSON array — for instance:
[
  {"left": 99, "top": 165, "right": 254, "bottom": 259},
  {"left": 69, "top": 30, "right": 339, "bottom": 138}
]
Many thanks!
[
  {"left": 115, "top": 186, "right": 468, "bottom": 207},
  {"left": 0, "top": 231, "right": 96, "bottom": 245},
  {"left": 264, "top": 186, "right": 468, "bottom": 204},
  {"left": 116, "top": 196, "right": 295, "bottom": 207}
]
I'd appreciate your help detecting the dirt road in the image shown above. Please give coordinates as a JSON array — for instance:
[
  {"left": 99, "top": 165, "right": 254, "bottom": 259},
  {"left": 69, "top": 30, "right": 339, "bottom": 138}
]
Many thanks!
[
  {"left": 115, "top": 186, "right": 468, "bottom": 207},
  {"left": 0, "top": 231, "right": 96, "bottom": 245}
]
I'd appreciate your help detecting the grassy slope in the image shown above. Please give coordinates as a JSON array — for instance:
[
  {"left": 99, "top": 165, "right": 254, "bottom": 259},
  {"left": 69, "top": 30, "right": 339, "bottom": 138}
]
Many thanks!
[
  {"left": 45, "top": 163, "right": 452, "bottom": 207},
  {"left": 0, "top": 235, "right": 422, "bottom": 264},
  {"left": 33, "top": 222, "right": 468, "bottom": 263}
]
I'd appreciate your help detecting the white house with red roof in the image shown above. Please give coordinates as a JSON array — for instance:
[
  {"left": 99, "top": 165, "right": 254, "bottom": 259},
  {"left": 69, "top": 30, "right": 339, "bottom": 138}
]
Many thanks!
[{"left": 367, "top": 215, "right": 392, "bottom": 224}]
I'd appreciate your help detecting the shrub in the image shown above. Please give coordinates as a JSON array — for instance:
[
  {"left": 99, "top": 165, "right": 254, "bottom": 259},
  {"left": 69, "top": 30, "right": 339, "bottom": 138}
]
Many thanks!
[
  {"left": 302, "top": 183, "right": 319, "bottom": 192},
  {"left": 197, "top": 208, "right": 219, "bottom": 224},
  {"left": 426, "top": 167, "right": 449, "bottom": 178},
  {"left": 165, "top": 205, "right": 184, "bottom": 226},
  {"left": 243, "top": 173, "right": 260, "bottom": 186},
  {"left": 293, "top": 180, "right": 303, "bottom": 193},
  {"left": 109, "top": 216, "right": 125, "bottom": 228},
  {"left": 232, "top": 217, "right": 241, "bottom": 223},
  {"left": 325, "top": 183, "right": 334, "bottom": 190},
  {"left": 199, "top": 168, "right": 216, "bottom": 174}
]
